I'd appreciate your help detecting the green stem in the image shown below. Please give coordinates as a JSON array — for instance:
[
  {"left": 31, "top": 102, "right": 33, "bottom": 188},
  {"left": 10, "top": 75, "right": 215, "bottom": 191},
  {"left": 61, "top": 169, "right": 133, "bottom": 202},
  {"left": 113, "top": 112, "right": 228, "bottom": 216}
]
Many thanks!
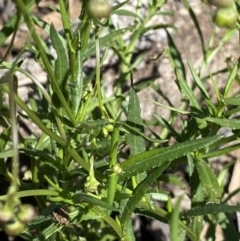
[
  {"left": 13, "top": 0, "right": 77, "bottom": 127},
  {"left": 95, "top": 26, "right": 106, "bottom": 118},
  {"left": 117, "top": 3, "right": 154, "bottom": 94},
  {"left": 4, "top": 85, "right": 66, "bottom": 146},
  {"left": 31, "top": 158, "right": 45, "bottom": 211},
  {"left": 1, "top": 62, "right": 67, "bottom": 139},
  {"left": 0, "top": 189, "right": 59, "bottom": 201},
  {"left": 92, "top": 206, "right": 124, "bottom": 239},
  {"left": 3, "top": 86, "right": 97, "bottom": 175},
  {"left": 106, "top": 128, "right": 120, "bottom": 208},
  {"left": 44, "top": 175, "right": 63, "bottom": 192},
  {"left": 59, "top": 0, "right": 75, "bottom": 53},
  {"left": 76, "top": 89, "right": 93, "bottom": 122},
  {"left": 8, "top": 73, "right": 19, "bottom": 193}
]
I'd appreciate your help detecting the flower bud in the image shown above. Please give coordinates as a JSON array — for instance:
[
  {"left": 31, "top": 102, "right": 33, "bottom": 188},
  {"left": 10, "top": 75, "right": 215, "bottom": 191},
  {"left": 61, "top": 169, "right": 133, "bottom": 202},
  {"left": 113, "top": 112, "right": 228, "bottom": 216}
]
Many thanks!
[
  {"left": 17, "top": 204, "right": 36, "bottom": 223},
  {"left": 87, "top": 0, "right": 112, "bottom": 19},
  {"left": 84, "top": 176, "right": 100, "bottom": 193},
  {"left": 3, "top": 219, "right": 25, "bottom": 236},
  {"left": 112, "top": 164, "right": 122, "bottom": 174},
  {"left": 105, "top": 124, "right": 114, "bottom": 132},
  {"left": 213, "top": 7, "right": 238, "bottom": 28},
  {"left": 101, "top": 127, "right": 109, "bottom": 138},
  {"left": 0, "top": 207, "right": 13, "bottom": 223}
]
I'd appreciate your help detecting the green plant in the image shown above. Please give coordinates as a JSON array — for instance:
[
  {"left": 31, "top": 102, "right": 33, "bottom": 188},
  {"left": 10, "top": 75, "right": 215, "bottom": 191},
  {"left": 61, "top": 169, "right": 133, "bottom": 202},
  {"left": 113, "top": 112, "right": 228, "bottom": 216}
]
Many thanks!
[{"left": 0, "top": 0, "right": 240, "bottom": 240}]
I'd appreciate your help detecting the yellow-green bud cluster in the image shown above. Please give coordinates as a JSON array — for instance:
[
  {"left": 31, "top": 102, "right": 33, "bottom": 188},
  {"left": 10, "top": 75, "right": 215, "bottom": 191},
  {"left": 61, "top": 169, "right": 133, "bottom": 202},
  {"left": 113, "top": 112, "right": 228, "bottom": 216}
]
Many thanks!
[{"left": 85, "top": 175, "right": 100, "bottom": 193}]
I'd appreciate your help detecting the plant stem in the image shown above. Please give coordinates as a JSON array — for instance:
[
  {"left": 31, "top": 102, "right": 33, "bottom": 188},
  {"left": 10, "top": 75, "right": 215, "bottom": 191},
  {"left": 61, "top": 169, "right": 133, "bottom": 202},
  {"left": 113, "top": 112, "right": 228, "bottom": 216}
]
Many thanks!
[
  {"left": 13, "top": 0, "right": 77, "bottom": 127},
  {"left": 0, "top": 189, "right": 59, "bottom": 201},
  {"left": 106, "top": 128, "right": 120, "bottom": 209},
  {"left": 95, "top": 25, "right": 106, "bottom": 118},
  {"left": 8, "top": 72, "right": 19, "bottom": 193}
]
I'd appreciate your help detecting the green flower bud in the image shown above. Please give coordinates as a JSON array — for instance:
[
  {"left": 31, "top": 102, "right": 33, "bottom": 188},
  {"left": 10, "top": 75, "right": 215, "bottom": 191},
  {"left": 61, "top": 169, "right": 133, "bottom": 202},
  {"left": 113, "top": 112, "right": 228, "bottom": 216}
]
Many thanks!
[
  {"left": 84, "top": 175, "right": 100, "bottom": 193},
  {"left": 112, "top": 164, "right": 122, "bottom": 174},
  {"left": 101, "top": 127, "right": 109, "bottom": 138},
  {"left": 0, "top": 207, "right": 13, "bottom": 223},
  {"left": 87, "top": 0, "right": 112, "bottom": 19},
  {"left": 3, "top": 219, "right": 25, "bottom": 236},
  {"left": 17, "top": 204, "right": 36, "bottom": 223},
  {"left": 213, "top": 7, "right": 238, "bottom": 28},
  {"left": 105, "top": 124, "right": 114, "bottom": 132},
  {"left": 98, "top": 127, "right": 109, "bottom": 138}
]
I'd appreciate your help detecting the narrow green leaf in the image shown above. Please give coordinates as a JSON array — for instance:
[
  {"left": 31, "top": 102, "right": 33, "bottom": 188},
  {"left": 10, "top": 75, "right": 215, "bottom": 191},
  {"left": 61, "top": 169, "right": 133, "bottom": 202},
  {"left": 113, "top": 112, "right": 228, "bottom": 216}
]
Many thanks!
[
  {"left": 113, "top": 9, "right": 141, "bottom": 21},
  {"left": 165, "top": 30, "right": 186, "bottom": 88},
  {"left": 80, "top": 16, "right": 92, "bottom": 55},
  {"left": 205, "top": 116, "right": 240, "bottom": 129},
  {"left": 112, "top": 0, "right": 131, "bottom": 11},
  {"left": 217, "top": 212, "right": 240, "bottom": 240},
  {"left": 181, "top": 203, "right": 240, "bottom": 217},
  {"left": 29, "top": 214, "right": 51, "bottom": 228},
  {"left": 117, "top": 121, "right": 167, "bottom": 143},
  {"left": 70, "top": 32, "right": 83, "bottom": 116},
  {"left": 182, "top": 0, "right": 206, "bottom": 60},
  {"left": 0, "top": 127, "right": 11, "bottom": 151},
  {"left": 223, "top": 61, "right": 238, "bottom": 97},
  {"left": 176, "top": 66, "right": 200, "bottom": 109},
  {"left": 217, "top": 161, "right": 235, "bottom": 188},
  {"left": 134, "top": 206, "right": 168, "bottom": 224},
  {"left": 84, "top": 25, "right": 136, "bottom": 60},
  {"left": 125, "top": 87, "right": 147, "bottom": 206},
  {"left": 223, "top": 97, "right": 240, "bottom": 105},
  {"left": 166, "top": 31, "right": 207, "bottom": 129},
  {"left": 59, "top": 0, "right": 74, "bottom": 53},
  {"left": 120, "top": 162, "right": 170, "bottom": 234},
  {"left": 77, "top": 119, "right": 110, "bottom": 131},
  {"left": 170, "top": 196, "right": 186, "bottom": 241},
  {"left": 224, "top": 106, "right": 240, "bottom": 117},
  {"left": 125, "top": 87, "right": 145, "bottom": 156},
  {"left": 148, "top": 98, "right": 190, "bottom": 114},
  {"left": 190, "top": 167, "right": 205, "bottom": 206},
  {"left": 153, "top": 113, "right": 181, "bottom": 141},
  {"left": 194, "top": 158, "right": 221, "bottom": 203},
  {"left": 204, "top": 29, "right": 236, "bottom": 68},
  {"left": 20, "top": 148, "right": 67, "bottom": 171},
  {"left": 50, "top": 24, "right": 68, "bottom": 85},
  {"left": 73, "top": 193, "right": 120, "bottom": 211},
  {"left": 32, "top": 223, "right": 63, "bottom": 241},
  {"left": 187, "top": 154, "right": 194, "bottom": 176},
  {"left": 202, "top": 143, "right": 240, "bottom": 159},
  {"left": 32, "top": 15, "right": 51, "bottom": 36},
  {"left": 192, "top": 215, "right": 203, "bottom": 241},
  {"left": 80, "top": 210, "right": 103, "bottom": 221},
  {"left": 187, "top": 61, "right": 210, "bottom": 99},
  {"left": 119, "top": 135, "right": 222, "bottom": 181},
  {"left": 143, "top": 24, "right": 177, "bottom": 34}
]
